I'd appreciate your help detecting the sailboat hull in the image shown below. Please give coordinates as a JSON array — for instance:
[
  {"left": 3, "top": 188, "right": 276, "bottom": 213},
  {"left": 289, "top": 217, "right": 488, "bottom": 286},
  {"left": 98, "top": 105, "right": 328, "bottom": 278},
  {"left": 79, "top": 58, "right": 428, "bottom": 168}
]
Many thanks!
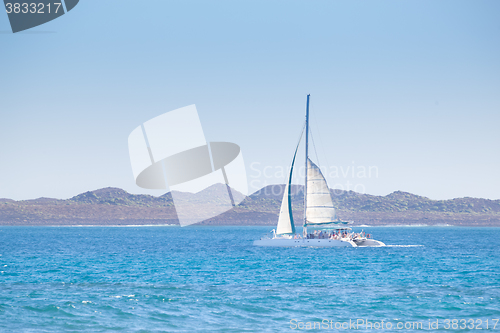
[
  {"left": 253, "top": 238, "right": 354, "bottom": 247},
  {"left": 352, "top": 239, "right": 386, "bottom": 247},
  {"left": 253, "top": 238, "right": 386, "bottom": 247}
]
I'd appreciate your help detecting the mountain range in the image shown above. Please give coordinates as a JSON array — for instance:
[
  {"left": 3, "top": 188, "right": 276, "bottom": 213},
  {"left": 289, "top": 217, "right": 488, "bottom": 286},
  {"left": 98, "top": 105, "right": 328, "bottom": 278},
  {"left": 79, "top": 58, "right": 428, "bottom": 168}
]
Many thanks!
[{"left": 1, "top": 184, "right": 499, "bottom": 226}]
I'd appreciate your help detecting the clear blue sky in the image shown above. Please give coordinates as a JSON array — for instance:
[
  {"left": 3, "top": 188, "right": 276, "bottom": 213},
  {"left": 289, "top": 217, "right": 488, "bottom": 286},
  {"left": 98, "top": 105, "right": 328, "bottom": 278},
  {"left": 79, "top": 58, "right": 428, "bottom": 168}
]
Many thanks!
[{"left": 1, "top": 0, "right": 499, "bottom": 200}]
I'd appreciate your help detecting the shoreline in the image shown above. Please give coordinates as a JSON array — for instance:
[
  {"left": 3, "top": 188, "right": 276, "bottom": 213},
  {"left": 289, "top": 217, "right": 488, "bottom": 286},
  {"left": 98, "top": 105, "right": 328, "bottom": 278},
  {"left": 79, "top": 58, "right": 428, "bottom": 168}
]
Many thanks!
[{"left": 1, "top": 223, "right": 499, "bottom": 228}]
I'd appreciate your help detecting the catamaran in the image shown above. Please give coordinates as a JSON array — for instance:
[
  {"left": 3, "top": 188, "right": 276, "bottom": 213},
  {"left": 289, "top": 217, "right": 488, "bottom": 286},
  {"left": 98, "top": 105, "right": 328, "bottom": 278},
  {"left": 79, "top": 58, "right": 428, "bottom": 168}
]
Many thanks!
[{"left": 254, "top": 95, "right": 385, "bottom": 247}]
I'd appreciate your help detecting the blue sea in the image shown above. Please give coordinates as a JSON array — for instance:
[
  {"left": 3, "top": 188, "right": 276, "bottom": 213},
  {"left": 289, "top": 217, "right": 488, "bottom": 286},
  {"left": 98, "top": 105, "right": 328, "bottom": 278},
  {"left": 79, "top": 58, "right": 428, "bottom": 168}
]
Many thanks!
[{"left": 0, "top": 226, "right": 499, "bottom": 332}]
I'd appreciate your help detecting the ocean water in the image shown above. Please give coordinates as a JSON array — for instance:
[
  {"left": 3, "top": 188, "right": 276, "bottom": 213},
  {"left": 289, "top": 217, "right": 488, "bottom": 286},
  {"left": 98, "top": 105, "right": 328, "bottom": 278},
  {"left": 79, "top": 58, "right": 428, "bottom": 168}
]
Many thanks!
[{"left": 0, "top": 226, "right": 499, "bottom": 332}]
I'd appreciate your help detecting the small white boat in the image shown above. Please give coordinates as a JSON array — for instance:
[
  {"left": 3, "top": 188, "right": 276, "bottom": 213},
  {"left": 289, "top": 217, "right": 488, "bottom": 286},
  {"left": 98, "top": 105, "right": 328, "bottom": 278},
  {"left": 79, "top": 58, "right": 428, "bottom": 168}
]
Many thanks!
[
  {"left": 254, "top": 95, "right": 385, "bottom": 248},
  {"left": 254, "top": 229, "right": 385, "bottom": 247}
]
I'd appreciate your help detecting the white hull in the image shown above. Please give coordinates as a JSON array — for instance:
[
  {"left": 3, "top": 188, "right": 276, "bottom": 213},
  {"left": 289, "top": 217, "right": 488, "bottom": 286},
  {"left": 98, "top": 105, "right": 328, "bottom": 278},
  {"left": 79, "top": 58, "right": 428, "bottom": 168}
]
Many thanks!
[
  {"left": 353, "top": 239, "right": 386, "bottom": 247},
  {"left": 253, "top": 238, "right": 385, "bottom": 247}
]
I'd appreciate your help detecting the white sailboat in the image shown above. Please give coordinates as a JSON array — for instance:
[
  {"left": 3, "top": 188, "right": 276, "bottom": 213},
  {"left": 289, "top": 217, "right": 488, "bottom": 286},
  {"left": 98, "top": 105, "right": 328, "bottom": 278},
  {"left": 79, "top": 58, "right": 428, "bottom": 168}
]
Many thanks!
[{"left": 254, "top": 95, "right": 385, "bottom": 247}]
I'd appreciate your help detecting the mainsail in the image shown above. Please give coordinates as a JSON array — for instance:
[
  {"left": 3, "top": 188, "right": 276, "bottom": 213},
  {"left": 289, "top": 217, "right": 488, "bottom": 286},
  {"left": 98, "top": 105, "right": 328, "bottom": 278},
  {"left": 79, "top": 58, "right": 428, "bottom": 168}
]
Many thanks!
[
  {"left": 305, "top": 158, "right": 338, "bottom": 225},
  {"left": 276, "top": 142, "right": 300, "bottom": 235}
]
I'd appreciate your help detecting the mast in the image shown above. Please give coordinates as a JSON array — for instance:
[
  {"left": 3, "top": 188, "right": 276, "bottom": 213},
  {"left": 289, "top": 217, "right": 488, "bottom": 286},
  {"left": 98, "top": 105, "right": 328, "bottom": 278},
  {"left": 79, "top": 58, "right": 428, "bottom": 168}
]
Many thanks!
[{"left": 303, "top": 94, "right": 310, "bottom": 236}]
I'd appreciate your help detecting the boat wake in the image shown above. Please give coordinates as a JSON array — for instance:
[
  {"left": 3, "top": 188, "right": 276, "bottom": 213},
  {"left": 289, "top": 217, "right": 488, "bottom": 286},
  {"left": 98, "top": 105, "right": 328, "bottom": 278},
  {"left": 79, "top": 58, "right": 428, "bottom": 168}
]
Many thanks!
[{"left": 384, "top": 244, "right": 424, "bottom": 247}]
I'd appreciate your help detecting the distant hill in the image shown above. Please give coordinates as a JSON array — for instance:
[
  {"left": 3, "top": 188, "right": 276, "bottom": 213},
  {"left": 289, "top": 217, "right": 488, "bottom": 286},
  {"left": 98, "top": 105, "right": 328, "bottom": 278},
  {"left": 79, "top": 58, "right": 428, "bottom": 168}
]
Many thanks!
[
  {"left": 0, "top": 184, "right": 499, "bottom": 226},
  {"left": 201, "top": 185, "right": 500, "bottom": 226}
]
